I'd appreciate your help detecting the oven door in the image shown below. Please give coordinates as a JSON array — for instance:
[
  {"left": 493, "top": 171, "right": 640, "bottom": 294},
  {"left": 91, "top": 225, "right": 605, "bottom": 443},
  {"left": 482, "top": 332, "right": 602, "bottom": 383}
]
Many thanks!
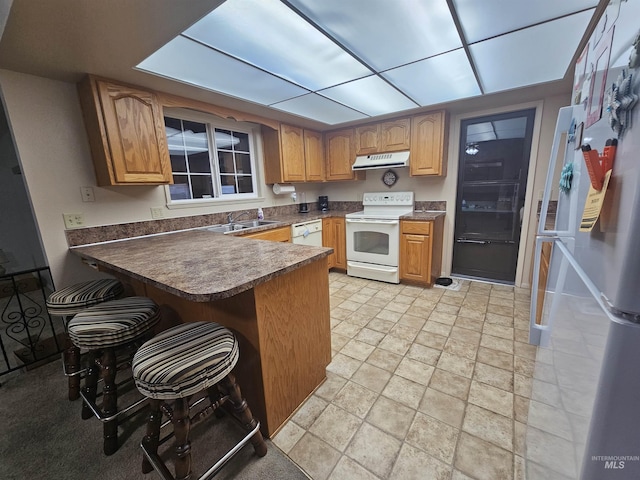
[{"left": 346, "top": 218, "right": 400, "bottom": 267}]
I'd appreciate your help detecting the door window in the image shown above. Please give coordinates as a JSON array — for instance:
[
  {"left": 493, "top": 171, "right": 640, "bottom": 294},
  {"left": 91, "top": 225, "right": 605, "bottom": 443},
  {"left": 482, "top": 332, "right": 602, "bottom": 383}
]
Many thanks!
[{"left": 452, "top": 108, "right": 536, "bottom": 283}]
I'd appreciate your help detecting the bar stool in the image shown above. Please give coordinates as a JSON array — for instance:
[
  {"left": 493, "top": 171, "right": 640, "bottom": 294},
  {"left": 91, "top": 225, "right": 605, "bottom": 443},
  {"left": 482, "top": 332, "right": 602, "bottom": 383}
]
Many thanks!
[
  {"left": 132, "top": 322, "right": 267, "bottom": 480},
  {"left": 68, "top": 296, "right": 160, "bottom": 455},
  {"left": 46, "top": 278, "right": 124, "bottom": 400}
]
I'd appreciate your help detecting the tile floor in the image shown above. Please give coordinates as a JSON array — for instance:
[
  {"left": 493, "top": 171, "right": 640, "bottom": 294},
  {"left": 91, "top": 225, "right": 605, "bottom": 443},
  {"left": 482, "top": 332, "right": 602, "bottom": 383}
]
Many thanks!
[{"left": 272, "top": 272, "right": 535, "bottom": 480}]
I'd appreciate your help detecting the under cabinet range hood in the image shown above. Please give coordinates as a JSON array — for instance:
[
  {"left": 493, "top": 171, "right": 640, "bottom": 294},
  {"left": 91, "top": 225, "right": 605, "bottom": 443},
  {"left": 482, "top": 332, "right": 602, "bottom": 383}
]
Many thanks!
[{"left": 352, "top": 151, "right": 409, "bottom": 170}]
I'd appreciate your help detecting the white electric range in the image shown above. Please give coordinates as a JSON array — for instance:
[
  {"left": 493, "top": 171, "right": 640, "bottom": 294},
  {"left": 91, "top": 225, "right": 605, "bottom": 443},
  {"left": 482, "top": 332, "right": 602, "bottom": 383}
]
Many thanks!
[{"left": 345, "top": 191, "right": 414, "bottom": 283}]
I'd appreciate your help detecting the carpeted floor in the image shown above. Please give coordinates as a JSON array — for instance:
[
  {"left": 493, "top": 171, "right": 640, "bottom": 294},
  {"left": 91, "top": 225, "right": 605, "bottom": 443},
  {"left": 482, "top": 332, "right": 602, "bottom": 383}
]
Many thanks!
[{"left": 0, "top": 359, "right": 309, "bottom": 480}]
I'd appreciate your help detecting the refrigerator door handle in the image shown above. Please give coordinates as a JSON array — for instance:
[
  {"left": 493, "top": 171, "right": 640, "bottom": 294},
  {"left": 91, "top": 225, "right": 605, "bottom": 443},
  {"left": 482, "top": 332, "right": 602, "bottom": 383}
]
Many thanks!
[{"left": 538, "top": 106, "right": 575, "bottom": 236}]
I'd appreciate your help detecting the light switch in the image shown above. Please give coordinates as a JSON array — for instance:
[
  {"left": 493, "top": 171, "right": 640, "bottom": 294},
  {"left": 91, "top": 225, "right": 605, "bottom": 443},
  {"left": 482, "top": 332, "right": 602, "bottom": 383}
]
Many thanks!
[{"left": 81, "top": 186, "right": 95, "bottom": 202}]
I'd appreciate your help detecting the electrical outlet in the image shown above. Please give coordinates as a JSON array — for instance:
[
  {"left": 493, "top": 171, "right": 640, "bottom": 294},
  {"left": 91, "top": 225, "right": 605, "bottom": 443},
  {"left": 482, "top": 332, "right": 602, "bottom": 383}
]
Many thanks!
[
  {"left": 150, "top": 207, "right": 165, "bottom": 219},
  {"left": 63, "top": 213, "right": 85, "bottom": 229},
  {"left": 80, "top": 186, "right": 95, "bottom": 202}
]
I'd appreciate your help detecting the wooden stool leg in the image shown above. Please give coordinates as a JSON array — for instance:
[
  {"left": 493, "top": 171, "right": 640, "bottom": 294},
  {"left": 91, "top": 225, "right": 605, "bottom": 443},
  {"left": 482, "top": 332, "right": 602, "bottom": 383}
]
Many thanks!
[
  {"left": 66, "top": 344, "right": 81, "bottom": 401},
  {"left": 220, "top": 373, "right": 267, "bottom": 457},
  {"left": 63, "top": 315, "right": 81, "bottom": 401},
  {"left": 172, "top": 397, "right": 192, "bottom": 480},
  {"left": 142, "top": 399, "right": 162, "bottom": 474},
  {"left": 81, "top": 350, "right": 98, "bottom": 420},
  {"left": 101, "top": 348, "right": 118, "bottom": 456}
]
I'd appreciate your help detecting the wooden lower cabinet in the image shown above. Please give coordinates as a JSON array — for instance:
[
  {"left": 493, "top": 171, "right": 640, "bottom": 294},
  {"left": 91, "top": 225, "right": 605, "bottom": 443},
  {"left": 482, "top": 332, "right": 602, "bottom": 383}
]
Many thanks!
[
  {"left": 399, "top": 217, "right": 444, "bottom": 287},
  {"left": 322, "top": 218, "right": 346, "bottom": 270},
  {"left": 241, "top": 226, "right": 291, "bottom": 242}
]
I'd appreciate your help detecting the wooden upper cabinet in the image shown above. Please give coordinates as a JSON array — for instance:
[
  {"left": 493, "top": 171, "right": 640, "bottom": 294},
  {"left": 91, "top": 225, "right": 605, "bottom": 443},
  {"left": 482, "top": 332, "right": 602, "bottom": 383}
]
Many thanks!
[
  {"left": 280, "top": 124, "right": 306, "bottom": 182},
  {"left": 262, "top": 124, "right": 324, "bottom": 183},
  {"left": 355, "top": 124, "right": 380, "bottom": 155},
  {"left": 77, "top": 76, "right": 172, "bottom": 186},
  {"left": 325, "top": 128, "right": 358, "bottom": 181},
  {"left": 355, "top": 118, "right": 410, "bottom": 155},
  {"left": 380, "top": 118, "right": 410, "bottom": 152},
  {"left": 410, "top": 110, "right": 448, "bottom": 177},
  {"left": 304, "top": 129, "right": 325, "bottom": 182}
]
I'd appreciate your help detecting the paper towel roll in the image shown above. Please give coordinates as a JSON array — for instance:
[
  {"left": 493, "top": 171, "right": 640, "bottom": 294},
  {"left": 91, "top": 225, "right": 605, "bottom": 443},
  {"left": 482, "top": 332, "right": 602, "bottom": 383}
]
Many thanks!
[{"left": 272, "top": 184, "right": 296, "bottom": 195}]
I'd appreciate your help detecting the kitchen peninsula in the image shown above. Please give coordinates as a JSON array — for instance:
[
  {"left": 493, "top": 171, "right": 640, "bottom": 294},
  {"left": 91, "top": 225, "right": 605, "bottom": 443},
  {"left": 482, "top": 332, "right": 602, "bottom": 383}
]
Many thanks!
[{"left": 71, "top": 229, "right": 332, "bottom": 437}]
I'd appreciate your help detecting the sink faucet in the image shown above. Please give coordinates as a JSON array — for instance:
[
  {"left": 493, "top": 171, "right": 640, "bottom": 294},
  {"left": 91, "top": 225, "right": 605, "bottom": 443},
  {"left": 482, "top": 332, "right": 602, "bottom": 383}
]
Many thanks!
[{"left": 227, "top": 210, "right": 251, "bottom": 224}]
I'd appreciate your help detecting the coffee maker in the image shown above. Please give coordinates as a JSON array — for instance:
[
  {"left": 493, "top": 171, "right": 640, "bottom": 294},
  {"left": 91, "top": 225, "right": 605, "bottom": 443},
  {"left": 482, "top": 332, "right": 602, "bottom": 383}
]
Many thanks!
[{"left": 318, "top": 196, "right": 329, "bottom": 212}]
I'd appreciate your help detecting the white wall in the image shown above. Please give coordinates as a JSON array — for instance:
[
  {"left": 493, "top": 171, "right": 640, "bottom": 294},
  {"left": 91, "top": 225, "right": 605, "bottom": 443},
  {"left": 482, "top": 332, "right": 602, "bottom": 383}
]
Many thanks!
[{"left": 0, "top": 68, "right": 569, "bottom": 288}]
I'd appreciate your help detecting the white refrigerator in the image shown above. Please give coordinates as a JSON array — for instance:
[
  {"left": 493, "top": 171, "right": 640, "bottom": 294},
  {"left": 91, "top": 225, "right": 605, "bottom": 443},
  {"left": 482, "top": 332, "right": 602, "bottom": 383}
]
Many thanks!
[{"left": 527, "top": 2, "right": 640, "bottom": 478}]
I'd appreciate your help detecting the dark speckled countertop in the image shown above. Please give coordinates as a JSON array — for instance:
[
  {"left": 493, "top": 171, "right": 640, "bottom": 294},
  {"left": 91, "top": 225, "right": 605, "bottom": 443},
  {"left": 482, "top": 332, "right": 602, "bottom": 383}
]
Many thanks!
[
  {"left": 401, "top": 211, "right": 446, "bottom": 221},
  {"left": 71, "top": 230, "right": 331, "bottom": 302}
]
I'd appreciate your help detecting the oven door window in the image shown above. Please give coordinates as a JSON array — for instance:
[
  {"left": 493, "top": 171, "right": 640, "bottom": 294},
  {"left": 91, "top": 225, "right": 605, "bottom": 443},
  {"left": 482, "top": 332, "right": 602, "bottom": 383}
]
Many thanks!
[{"left": 353, "top": 231, "right": 390, "bottom": 255}]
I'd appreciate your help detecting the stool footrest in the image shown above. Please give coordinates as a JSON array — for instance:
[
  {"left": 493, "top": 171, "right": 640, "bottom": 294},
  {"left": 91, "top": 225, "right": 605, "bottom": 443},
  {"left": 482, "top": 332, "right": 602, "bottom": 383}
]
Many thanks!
[
  {"left": 80, "top": 389, "right": 147, "bottom": 423},
  {"left": 141, "top": 421, "right": 261, "bottom": 480}
]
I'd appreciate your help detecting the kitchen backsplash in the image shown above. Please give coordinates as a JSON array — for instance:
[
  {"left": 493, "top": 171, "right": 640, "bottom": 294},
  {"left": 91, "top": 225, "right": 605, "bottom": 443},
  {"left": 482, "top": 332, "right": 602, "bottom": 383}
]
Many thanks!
[
  {"left": 65, "top": 200, "right": 372, "bottom": 247},
  {"left": 415, "top": 201, "right": 446, "bottom": 212},
  {"left": 65, "top": 200, "right": 447, "bottom": 247}
]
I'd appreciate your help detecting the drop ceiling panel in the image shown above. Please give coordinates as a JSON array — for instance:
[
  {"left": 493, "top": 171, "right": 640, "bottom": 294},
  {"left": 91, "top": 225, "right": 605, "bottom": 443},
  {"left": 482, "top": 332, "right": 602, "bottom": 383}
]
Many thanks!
[
  {"left": 382, "top": 49, "right": 481, "bottom": 106},
  {"left": 271, "top": 93, "right": 367, "bottom": 124},
  {"left": 137, "top": 36, "right": 308, "bottom": 105},
  {"left": 287, "top": 0, "right": 462, "bottom": 71},
  {"left": 132, "top": 0, "right": 604, "bottom": 125},
  {"left": 471, "top": 9, "right": 595, "bottom": 93},
  {"left": 184, "top": 0, "right": 372, "bottom": 91},
  {"left": 318, "top": 76, "right": 419, "bottom": 117},
  {"left": 454, "top": 0, "right": 600, "bottom": 43}
]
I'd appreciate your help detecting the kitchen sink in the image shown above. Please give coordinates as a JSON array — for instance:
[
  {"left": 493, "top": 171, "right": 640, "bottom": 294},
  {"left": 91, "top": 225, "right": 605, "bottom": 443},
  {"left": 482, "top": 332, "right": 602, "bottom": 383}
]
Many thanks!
[
  {"left": 236, "top": 219, "right": 282, "bottom": 228},
  {"left": 203, "top": 219, "right": 282, "bottom": 234}
]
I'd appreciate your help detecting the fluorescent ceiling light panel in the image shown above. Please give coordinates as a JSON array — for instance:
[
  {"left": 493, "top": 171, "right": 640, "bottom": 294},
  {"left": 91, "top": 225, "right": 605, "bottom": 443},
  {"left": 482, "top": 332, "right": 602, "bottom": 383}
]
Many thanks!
[
  {"left": 454, "top": 0, "right": 599, "bottom": 43},
  {"left": 271, "top": 93, "right": 367, "bottom": 125},
  {"left": 382, "top": 49, "right": 481, "bottom": 106},
  {"left": 318, "top": 76, "right": 419, "bottom": 117},
  {"left": 137, "top": 36, "right": 308, "bottom": 105},
  {"left": 287, "top": 0, "right": 462, "bottom": 71},
  {"left": 471, "top": 9, "right": 595, "bottom": 93},
  {"left": 184, "top": 0, "right": 372, "bottom": 91}
]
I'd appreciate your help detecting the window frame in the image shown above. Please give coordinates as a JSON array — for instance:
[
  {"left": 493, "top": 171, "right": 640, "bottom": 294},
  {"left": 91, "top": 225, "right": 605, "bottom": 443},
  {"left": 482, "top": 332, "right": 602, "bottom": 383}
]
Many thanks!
[{"left": 162, "top": 108, "right": 263, "bottom": 208}]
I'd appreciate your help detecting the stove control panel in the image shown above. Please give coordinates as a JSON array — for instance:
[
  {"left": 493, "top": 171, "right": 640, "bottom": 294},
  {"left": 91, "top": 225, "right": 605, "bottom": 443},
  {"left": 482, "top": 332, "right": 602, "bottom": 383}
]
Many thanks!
[{"left": 362, "top": 191, "right": 414, "bottom": 206}]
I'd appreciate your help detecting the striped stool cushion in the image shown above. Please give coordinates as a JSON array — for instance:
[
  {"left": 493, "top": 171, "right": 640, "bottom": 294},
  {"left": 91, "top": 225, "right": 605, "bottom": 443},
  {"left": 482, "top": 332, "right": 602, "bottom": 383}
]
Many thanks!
[
  {"left": 68, "top": 296, "right": 160, "bottom": 349},
  {"left": 132, "top": 322, "right": 239, "bottom": 400},
  {"left": 47, "top": 279, "right": 124, "bottom": 317}
]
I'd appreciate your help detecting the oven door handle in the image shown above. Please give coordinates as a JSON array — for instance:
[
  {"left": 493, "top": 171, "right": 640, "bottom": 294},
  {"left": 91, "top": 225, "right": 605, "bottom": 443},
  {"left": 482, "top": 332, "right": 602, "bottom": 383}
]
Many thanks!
[{"left": 346, "top": 219, "right": 399, "bottom": 225}]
